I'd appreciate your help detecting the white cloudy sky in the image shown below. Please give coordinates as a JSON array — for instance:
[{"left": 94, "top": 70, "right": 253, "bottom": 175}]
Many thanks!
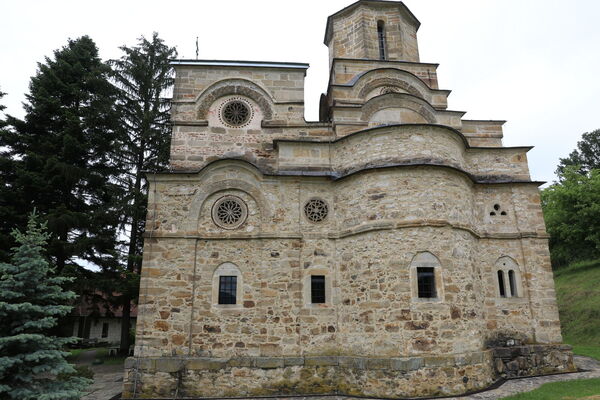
[{"left": 2, "top": 0, "right": 599, "bottom": 184}]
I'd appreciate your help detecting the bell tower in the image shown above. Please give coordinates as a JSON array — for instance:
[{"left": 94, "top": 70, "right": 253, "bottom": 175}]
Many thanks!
[{"left": 324, "top": 0, "right": 420, "bottom": 66}]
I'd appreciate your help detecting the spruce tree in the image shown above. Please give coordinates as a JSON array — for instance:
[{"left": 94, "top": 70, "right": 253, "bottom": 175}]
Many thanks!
[
  {"left": 0, "top": 87, "right": 18, "bottom": 262},
  {"left": 0, "top": 213, "right": 90, "bottom": 400},
  {"left": 109, "top": 33, "right": 177, "bottom": 354},
  {"left": 1, "top": 37, "right": 122, "bottom": 272}
]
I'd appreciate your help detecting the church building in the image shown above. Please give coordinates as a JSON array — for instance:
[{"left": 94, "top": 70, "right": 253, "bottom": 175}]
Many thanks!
[{"left": 123, "top": 1, "right": 574, "bottom": 398}]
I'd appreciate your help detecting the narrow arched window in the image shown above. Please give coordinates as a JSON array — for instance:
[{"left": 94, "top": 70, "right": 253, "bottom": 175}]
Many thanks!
[
  {"left": 377, "top": 20, "right": 386, "bottom": 60},
  {"left": 410, "top": 252, "right": 443, "bottom": 301},
  {"left": 508, "top": 270, "right": 517, "bottom": 297},
  {"left": 497, "top": 270, "right": 506, "bottom": 297}
]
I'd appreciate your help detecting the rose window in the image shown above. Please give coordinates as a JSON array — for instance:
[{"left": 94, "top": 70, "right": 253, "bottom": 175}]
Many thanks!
[
  {"left": 304, "top": 199, "right": 329, "bottom": 223},
  {"left": 212, "top": 196, "right": 248, "bottom": 229},
  {"left": 219, "top": 98, "right": 252, "bottom": 127}
]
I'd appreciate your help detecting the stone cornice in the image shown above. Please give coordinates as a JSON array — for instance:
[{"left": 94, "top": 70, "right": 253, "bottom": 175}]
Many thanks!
[{"left": 142, "top": 219, "right": 549, "bottom": 241}]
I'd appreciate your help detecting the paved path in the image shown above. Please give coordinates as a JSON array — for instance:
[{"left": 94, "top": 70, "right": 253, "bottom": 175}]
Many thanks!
[
  {"left": 77, "top": 355, "right": 600, "bottom": 400},
  {"left": 452, "top": 356, "right": 600, "bottom": 399},
  {"left": 75, "top": 350, "right": 124, "bottom": 400}
]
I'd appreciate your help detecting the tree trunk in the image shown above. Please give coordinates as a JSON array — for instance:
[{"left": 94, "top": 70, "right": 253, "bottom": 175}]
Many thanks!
[
  {"left": 119, "top": 151, "right": 145, "bottom": 355},
  {"left": 120, "top": 295, "right": 132, "bottom": 355}
]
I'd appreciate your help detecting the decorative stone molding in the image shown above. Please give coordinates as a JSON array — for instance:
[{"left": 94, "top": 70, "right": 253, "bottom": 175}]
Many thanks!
[
  {"left": 195, "top": 78, "right": 274, "bottom": 120},
  {"left": 360, "top": 93, "right": 437, "bottom": 123}
]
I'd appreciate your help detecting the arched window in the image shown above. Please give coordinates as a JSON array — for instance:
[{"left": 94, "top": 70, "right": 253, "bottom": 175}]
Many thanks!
[
  {"left": 410, "top": 252, "right": 443, "bottom": 301},
  {"left": 212, "top": 262, "right": 243, "bottom": 307},
  {"left": 494, "top": 257, "right": 522, "bottom": 299},
  {"left": 377, "top": 20, "right": 386, "bottom": 60},
  {"left": 508, "top": 270, "right": 517, "bottom": 297},
  {"left": 497, "top": 270, "right": 506, "bottom": 297}
]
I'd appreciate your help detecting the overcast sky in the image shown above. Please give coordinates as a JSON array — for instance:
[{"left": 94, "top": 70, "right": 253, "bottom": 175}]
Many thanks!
[{"left": 2, "top": 0, "right": 599, "bottom": 184}]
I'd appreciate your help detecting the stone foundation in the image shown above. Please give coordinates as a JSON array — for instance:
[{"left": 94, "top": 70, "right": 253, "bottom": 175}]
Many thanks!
[
  {"left": 121, "top": 345, "right": 575, "bottom": 399},
  {"left": 493, "top": 344, "right": 576, "bottom": 379}
]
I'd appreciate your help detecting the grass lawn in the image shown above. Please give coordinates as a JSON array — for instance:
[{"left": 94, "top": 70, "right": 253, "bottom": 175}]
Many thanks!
[
  {"left": 501, "top": 378, "right": 600, "bottom": 399},
  {"left": 500, "top": 260, "right": 600, "bottom": 399},
  {"left": 554, "top": 259, "right": 600, "bottom": 360},
  {"left": 68, "top": 346, "right": 127, "bottom": 366}
]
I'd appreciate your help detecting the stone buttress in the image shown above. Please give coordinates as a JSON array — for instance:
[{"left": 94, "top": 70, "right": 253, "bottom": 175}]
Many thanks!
[{"left": 122, "top": 1, "right": 574, "bottom": 398}]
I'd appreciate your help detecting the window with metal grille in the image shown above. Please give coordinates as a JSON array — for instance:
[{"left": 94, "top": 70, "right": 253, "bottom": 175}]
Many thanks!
[
  {"left": 417, "top": 267, "right": 436, "bottom": 298},
  {"left": 508, "top": 270, "right": 517, "bottom": 297},
  {"left": 497, "top": 270, "right": 506, "bottom": 297},
  {"left": 218, "top": 276, "right": 237, "bottom": 305},
  {"left": 311, "top": 275, "right": 326, "bottom": 304},
  {"left": 101, "top": 322, "right": 109, "bottom": 338},
  {"left": 377, "top": 20, "right": 386, "bottom": 60}
]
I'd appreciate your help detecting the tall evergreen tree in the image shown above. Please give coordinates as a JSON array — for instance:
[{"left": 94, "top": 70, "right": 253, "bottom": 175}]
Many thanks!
[
  {"left": 0, "top": 87, "right": 18, "bottom": 262},
  {"left": 0, "top": 213, "right": 90, "bottom": 400},
  {"left": 0, "top": 37, "right": 122, "bottom": 272},
  {"left": 109, "top": 33, "right": 177, "bottom": 354}
]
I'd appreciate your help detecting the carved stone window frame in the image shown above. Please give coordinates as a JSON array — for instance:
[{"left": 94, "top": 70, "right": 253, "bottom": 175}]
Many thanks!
[
  {"left": 409, "top": 252, "right": 444, "bottom": 303},
  {"left": 494, "top": 257, "right": 524, "bottom": 299},
  {"left": 212, "top": 262, "right": 244, "bottom": 310},
  {"left": 302, "top": 267, "right": 333, "bottom": 308}
]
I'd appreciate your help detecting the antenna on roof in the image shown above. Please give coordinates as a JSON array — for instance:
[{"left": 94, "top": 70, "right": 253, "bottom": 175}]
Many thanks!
[{"left": 195, "top": 37, "right": 199, "bottom": 60}]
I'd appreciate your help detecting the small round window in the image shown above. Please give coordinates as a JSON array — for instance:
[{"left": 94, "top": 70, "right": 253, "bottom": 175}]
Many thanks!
[
  {"left": 304, "top": 199, "right": 329, "bottom": 223},
  {"left": 212, "top": 196, "right": 248, "bottom": 229},
  {"left": 219, "top": 98, "right": 253, "bottom": 128}
]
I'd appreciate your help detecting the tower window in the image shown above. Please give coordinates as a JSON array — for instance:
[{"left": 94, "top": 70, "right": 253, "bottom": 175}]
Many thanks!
[
  {"left": 508, "top": 270, "right": 517, "bottom": 297},
  {"left": 311, "top": 275, "right": 326, "bottom": 304},
  {"left": 218, "top": 276, "right": 237, "bottom": 305},
  {"left": 377, "top": 20, "right": 386, "bottom": 60},
  {"left": 497, "top": 270, "right": 506, "bottom": 297},
  {"left": 417, "top": 267, "right": 436, "bottom": 298}
]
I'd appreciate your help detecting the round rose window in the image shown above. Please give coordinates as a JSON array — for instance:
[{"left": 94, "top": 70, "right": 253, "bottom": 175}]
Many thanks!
[
  {"left": 212, "top": 196, "right": 248, "bottom": 229},
  {"left": 219, "top": 98, "right": 252, "bottom": 127},
  {"left": 304, "top": 199, "right": 329, "bottom": 223}
]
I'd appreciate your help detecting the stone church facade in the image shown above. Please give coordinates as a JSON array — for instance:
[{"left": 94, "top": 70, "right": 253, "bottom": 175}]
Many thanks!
[{"left": 123, "top": 1, "right": 574, "bottom": 398}]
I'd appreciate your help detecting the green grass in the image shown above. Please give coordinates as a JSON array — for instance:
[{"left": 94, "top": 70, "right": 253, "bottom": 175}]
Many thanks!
[
  {"left": 67, "top": 346, "right": 127, "bottom": 366},
  {"left": 554, "top": 259, "right": 600, "bottom": 360},
  {"left": 501, "top": 378, "right": 600, "bottom": 399},
  {"left": 500, "top": 260, "right": 600, "bottom": 399}
]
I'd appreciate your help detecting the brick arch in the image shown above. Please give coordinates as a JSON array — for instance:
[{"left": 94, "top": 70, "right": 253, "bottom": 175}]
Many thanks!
[
  {"left": 195, "top": 79, "right": 274, "bottom": 120},
  {"left": 361, "top": 93, "right": 437, "bottom": 123}
]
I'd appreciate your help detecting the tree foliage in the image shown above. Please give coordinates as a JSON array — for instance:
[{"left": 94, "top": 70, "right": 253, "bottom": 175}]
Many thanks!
[
  {"left": 542, "top": 166, "right": 600, "bottom": 268},
  {"left": 108, "top": 32, "right": 176, "bottom": 353},
  {"left": 0, "top": 36, "right": 122, "bottom": 272},
  {"left": 0, "top": 87, "right": 16, "bottom": 262},
  {"left": 0, "top": 213, "right": 89, "bottom": 400},
  {"left": 557, "top": 129, "right": 600, "bottom": 176}
]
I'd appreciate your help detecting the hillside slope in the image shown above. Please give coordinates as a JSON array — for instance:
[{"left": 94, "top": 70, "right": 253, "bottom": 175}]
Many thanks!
[{"left": 554, "top": 259, "right": 600, "bottom": 359}]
